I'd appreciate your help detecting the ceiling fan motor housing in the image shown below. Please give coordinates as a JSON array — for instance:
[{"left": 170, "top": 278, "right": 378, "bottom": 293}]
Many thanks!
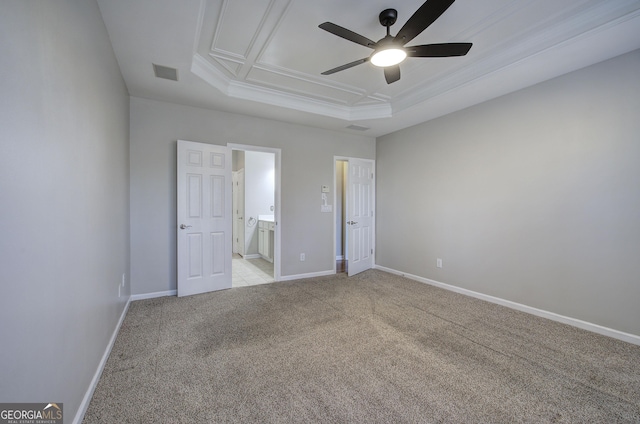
[{"left": 379, "top": 9, "right": 398, "bottom": 27}]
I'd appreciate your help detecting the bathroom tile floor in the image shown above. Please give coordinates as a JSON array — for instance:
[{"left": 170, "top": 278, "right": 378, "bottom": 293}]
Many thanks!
[{"left": 232, "top": 253, "right": 274, "bottom": 287}]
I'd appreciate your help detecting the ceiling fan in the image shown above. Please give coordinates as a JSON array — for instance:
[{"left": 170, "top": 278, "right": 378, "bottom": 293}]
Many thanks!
[{"left": 319, "top": 0, "right": 472, "bottom": 84}]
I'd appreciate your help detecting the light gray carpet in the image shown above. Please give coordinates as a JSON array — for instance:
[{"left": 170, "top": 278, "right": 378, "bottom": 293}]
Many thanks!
[{"left": 84, "top": 270, "right": 640, "bottom": 423}]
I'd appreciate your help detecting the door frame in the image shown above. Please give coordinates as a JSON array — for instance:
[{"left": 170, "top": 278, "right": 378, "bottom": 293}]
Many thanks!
[
  {"left": 333, "top": 156, "right": 376, "bottom": 274},
  {"left": 229, "top": 143, "right": 281, "bottom": 282}
]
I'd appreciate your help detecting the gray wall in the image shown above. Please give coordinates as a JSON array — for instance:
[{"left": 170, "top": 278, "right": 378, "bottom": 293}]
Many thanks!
[
  {"left": 130, "top": 97, "right": 375, "bottom": 295},
  {"left": 376, "top": 50, "right": 640, "bottom": 336},
  {"left": 0, "top": 0, "right": 130, "bottom": 421}
]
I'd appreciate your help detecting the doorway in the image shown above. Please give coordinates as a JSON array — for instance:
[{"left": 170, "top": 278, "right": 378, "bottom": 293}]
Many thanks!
[
  {"left": 230, "top": 144, "right": 281, "bottom": 286},
  {"left": 334, "top": 157, "right": 375, "bottom": 277}
]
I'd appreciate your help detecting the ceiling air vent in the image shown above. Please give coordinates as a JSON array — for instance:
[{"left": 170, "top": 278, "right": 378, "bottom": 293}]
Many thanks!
[
  {"left": 346, "top": 125, "right": 370, "bottom": 131},
  {"left": 153, "top": 64, "right": 178, "bottom": 81}
]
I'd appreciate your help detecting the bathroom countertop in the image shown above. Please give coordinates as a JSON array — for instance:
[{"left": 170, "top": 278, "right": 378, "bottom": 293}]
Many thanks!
[{"left": 258, "top": 215, "right": 274, "bottom": 222}]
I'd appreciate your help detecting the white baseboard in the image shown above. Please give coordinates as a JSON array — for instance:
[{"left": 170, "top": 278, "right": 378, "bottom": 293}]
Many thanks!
[
  {"left": 374, "top": 264, "right": 640, "bottom": 346},
  {"left": 242, "top": 254, "right": 261, "bottom": 260},
  {"left": 279, "top": 269, "right": 335, "bottom": 282},
  {"left": 73, "top": 297, "right": 131, "bottom": 424},
  {"left": 130, "top": 289, "right": 177, "bottom": 301},
  {"left": 336, "top": 255, "right": 344, "bottom": 260}
]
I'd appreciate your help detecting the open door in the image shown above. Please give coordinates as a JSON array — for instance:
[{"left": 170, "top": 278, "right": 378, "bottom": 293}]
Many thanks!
[
  {"left": 232, "top": 169, "right": 245, "bottom": 256},
  {"left": 347, "top": 158, "right": 374, "bottom": 276},
  {"left": 177, "top": 140, "right": 232, "bottom": 296}
]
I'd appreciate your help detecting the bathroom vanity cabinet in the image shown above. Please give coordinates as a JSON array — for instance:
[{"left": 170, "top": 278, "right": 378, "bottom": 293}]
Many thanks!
[{"left": 258, "top": 219, "right": 274, "bottom": 262}]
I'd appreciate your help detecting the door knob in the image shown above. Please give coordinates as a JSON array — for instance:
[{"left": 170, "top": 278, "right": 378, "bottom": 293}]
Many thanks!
[
  {"left": 180, "top": 224, "right": 192, "bottom": 229},
  {"left": 348, "top": 221, "right": 358, "bottom": 225}
]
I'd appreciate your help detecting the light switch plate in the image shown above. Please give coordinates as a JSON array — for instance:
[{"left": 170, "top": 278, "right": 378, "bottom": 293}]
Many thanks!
[{"left": 321, "top": 185, "right": 330, "bottom": 193}]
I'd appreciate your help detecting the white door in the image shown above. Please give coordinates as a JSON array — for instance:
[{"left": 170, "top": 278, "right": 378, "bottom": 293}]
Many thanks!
[
  {"left": 232, "top": 170, "right": 245, "bottom": 255},
  {"left": 177, "top": 140, "right": 232, "bottom": 296},
  {"left": 236, "top": 169, "right": 245, "bottom": 256},
  {"left": 347, "top": 158, "right": 374, "bottom": 276},
  {"left": 232, "top": 171, "right": 239, "bottom": 254}
]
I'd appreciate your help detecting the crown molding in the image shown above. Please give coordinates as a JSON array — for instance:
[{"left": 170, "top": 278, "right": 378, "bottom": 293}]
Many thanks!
[
  {"left": 192, "top": 53, "right": 391, "bottom": 120},
  {"left": 190, "top": 0, "right": 640, "bottom": 124},
  {"left": 393, "top": 1, "right": 640, "bottom": 114}
]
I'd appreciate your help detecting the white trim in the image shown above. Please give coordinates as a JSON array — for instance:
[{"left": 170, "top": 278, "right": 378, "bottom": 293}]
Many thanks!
[
  {"left": 279, "top": 269, "right": 335, "bottom": 282},
  {"left": 336, "top": 255, "right": 344, "bottom": 260},
  {"left": 130, "top": 290, "right": 177, "bottom": 301},
  {"left": 374, "top": 264, "right": 640, "bottom": 346},
  {"left": 242, "top": 253, "right": 261, "bottom": 260},
  {"left": 191, "top": 53, "right": 393, "bottom": 122},
  {"left": 73, "top": 297, "right": 131, "bottom": 424}
]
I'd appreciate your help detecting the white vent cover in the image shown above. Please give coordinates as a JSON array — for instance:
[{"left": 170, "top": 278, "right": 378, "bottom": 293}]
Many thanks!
[
  {"left": 346, "top": 125, "right": 370, "bottom": 131},
  {"left": 153, "top": 64, "right": 178, "bottom": 81}
]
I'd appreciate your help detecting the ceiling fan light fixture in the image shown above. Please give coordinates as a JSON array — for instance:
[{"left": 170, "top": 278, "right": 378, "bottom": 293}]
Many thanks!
[
  {"left": 319, "top": 1, "right": 471, "bottom": 83},
  {"left": 370, "top": 47, "right": 407, "bottom": 67}
]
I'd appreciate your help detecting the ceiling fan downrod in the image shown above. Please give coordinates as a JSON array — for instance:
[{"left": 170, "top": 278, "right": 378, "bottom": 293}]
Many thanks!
[{"left": 379, "top": 8, "right": 398, "bottom": 36}]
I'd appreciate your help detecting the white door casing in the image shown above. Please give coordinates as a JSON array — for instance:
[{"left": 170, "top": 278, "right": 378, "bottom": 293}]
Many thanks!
[
  {"left": 347, "top": 158, "right": 374, "bottom": 276},
  {"left": 177, "top": 140, "right": 232, "bottom": 296}
]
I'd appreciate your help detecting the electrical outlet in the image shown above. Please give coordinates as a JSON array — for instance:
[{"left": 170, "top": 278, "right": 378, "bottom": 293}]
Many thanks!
[
  {"left": 300, "top": 253, "right": 305, "bottom": 261},
  {"left": 437, "top": 258, "right": 443, "bottom": 268}
]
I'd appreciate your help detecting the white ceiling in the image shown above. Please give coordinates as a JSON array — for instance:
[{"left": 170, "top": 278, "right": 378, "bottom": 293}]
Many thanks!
[{"left": 97, "top": 0, "right": 640, "bottom": 137}]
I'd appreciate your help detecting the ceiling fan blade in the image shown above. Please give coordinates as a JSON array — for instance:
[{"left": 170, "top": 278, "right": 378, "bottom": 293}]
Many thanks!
[
  {"left": 406, "top": 42, "right": 472, "bottom": 57},
  {"left": 319, "top": 22, "right": 377, "bottom": 49},
  {"left": 384, "top": 65, "right": 401, "bottom": 84},
  {"left": 322, "top": 58, "right": 369, "bottom": 75},
  {"left": 395, "top": 0, "right": 455, "bottom": 46}
]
